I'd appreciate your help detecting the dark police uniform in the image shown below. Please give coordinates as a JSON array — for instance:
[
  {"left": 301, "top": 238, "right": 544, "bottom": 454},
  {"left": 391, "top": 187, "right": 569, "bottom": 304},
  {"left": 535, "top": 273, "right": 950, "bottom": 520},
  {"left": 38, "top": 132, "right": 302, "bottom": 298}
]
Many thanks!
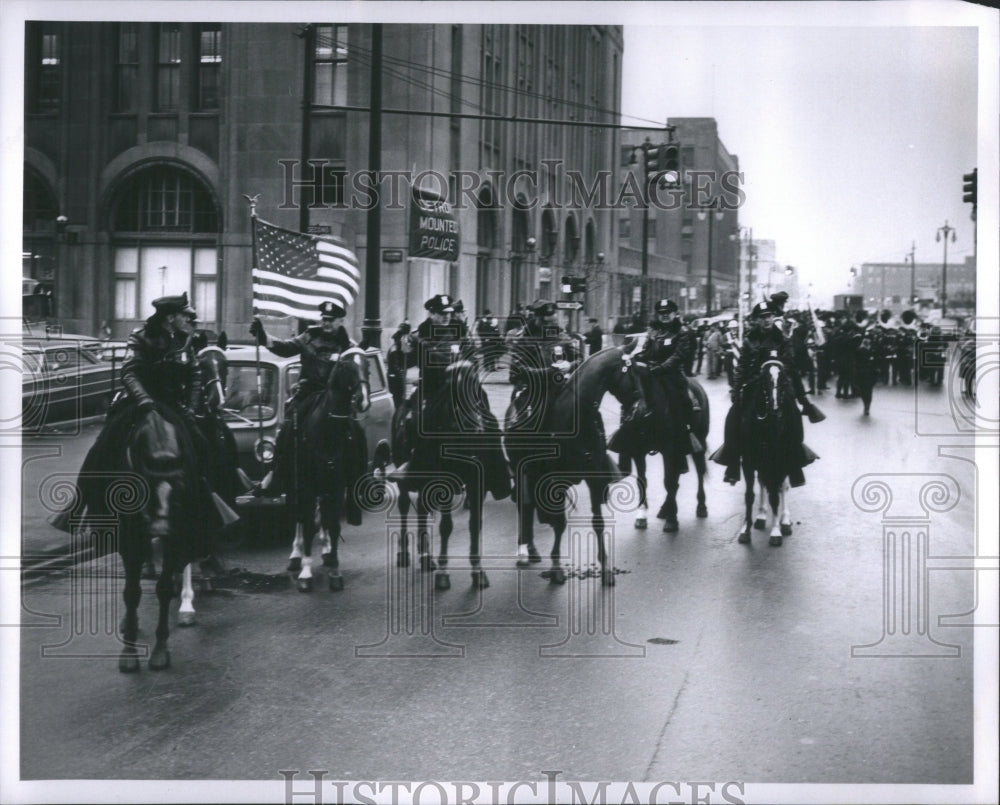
[
  {"left": 635, "top": 299, "right": 701, "bottom": 456},
  {"left": 250, "top": 300, "right": 356, "bottom": 496},
  {"left": 507, "top": 299, "right": 580, "bottom": 428},
  {"left": 50, "top": 292, "right": 222, "bottom": 547}
]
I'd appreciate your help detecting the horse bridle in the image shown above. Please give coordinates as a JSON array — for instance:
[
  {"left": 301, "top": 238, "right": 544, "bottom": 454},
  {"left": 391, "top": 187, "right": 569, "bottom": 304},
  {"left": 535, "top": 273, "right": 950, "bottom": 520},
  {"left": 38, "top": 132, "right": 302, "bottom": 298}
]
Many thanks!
[
  {"left": 758, "top": 358, "right": 785, "bottom": 418},
  {"left": 325, "top": 347, "right": 370, "bottom": 419}
]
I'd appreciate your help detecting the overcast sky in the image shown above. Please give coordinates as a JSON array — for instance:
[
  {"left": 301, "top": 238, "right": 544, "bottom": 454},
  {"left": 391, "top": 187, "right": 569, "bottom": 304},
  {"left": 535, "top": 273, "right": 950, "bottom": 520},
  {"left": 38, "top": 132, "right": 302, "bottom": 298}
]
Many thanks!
[{"left": 620, "top": 18, "right": 981, "bottom": 307}]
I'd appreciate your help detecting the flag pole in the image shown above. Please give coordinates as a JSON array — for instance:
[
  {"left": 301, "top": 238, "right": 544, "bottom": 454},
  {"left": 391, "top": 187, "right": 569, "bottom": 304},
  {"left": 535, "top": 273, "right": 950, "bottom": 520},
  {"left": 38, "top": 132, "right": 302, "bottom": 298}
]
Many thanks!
[{"left": 243, "top": 194, "right": 265, "bottom": 449}]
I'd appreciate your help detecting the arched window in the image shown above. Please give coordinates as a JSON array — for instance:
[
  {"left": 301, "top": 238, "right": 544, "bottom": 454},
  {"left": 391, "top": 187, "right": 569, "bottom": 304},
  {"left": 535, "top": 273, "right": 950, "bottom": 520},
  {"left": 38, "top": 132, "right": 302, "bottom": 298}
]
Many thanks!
[
  {"left": 584, "top": 219, "right": 596, "bottom": 265},
  {"left": 22, "top": 168, "right": 58, "bottom": 288},
  {"left": 110, "top": 163, "right": 220, "bottom": 325},
  {"left": 564, "top": 213, "right": 579, "bottom": 265},
  {"left": 541, "top": 207, "right": 557, "bottom": 261}
]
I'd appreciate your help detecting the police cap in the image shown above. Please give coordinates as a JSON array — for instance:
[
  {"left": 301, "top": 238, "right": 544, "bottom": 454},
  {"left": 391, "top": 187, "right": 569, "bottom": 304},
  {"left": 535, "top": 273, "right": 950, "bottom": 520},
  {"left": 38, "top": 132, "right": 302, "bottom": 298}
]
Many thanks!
[
  {"left": 750, "top": 301, "right": 775, "bottom": 319},
  {"left": 654, "top": 299, "right": 679, "bottom": 315},
  {"left": 424, "top": 294, "right": 455, "bottom": 314},
  {"left": 318, "top": 300, "right": 347, "bottom": 319},
  {"left": 769, "top": 291, "right": 789, "bottom": 312},
  {"left": 528, "top": 299, "right": 557, "bottom": 317},
  {"left": 152, "top": 291, "right": 197, "bottom": 318}
]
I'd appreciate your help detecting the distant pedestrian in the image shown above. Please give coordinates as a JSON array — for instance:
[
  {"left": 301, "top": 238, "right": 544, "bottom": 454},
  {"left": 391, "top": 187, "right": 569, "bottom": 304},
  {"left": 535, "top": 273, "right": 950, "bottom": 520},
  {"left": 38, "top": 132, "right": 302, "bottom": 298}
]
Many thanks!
[{"left": 583, "top": 317, "right": 604, "bottom": 356}]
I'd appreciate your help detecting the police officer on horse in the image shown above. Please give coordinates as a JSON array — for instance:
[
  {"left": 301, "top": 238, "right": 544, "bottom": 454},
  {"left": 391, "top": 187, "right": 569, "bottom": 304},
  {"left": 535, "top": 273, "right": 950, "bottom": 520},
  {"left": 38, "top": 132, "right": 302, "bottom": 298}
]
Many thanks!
[
  {"left": 50, "top": 292, "right": 224, "bottom": 546},
  {"left": 635, "top": 298, "right": 704, "bottom": 457},
  {"left": 713, "top": 299, "right": 821, "bottom": 487},
  {"left": 249, "top": 299, "right": 357, "bottom": 497},
  {"left": 507, "top": 298, "right": 579, "bottom": 425}
]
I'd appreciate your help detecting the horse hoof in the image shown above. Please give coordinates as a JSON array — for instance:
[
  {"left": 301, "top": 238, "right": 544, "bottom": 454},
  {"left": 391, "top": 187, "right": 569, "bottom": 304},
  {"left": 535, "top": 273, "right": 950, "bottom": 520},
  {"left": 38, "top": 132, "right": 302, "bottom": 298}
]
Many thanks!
[
  {"left": 471, "top": 570, "right": 489, "bottom": 589},
  {"left": 738, "top": 531, "right": 751, "bottom": 544},
  {"left": 528, "top": 548, "right": 542, "bottom": 564},
  {"left": 177, "top": 611, "right": 196, "bottom": 628},
  {"left": 780, "top": 523, "right": 793, "bottom": 537},
  {"left": 328, "top": 574, "right": 344, "bottom": 592},
  {"left": 663, "top": 518, "right": 679, "bottom": 533},
  {"left": 322, "top": 553, "right": 337, "bottom": 568},
  {"left": 548, "top": 567, "right": 566, "bottom": 585},
  {"left": 420, "top": 554, "right": 438, "bottom": 572},
  {"left": 287, "top": 557, "right": 302, "bottom": 573},
  {"left": 297, "top": 577, "right": 313, "bottom": 593},
  {"left": 769, "top": 535, "right": 783, "bottom": 547},
  {"left": 149, "top": 648, "right": 171, "bottom": 671},
  {"left": 754, "top": 518, "right": 766, "bottom": 530},
  {"left": 634, "top": 517, "right": 647, "bottom": 530},
  {"left": 602, "top": 569, "right": 616, "bottom": 587},
  {"left": 396, "top": 551, "right": 410, "bottom": 568},
  {"left": 696, "top": 505, "right": 708, "bottom": 518},
  {"left": 656, "top": 503, "right": 670, "bottom": 519},
  {"left": 435, "top": 573, "right": 451, "bottom": 591},
  {"left": 118, "top": 652, "right": 140, "bottom": 673}
]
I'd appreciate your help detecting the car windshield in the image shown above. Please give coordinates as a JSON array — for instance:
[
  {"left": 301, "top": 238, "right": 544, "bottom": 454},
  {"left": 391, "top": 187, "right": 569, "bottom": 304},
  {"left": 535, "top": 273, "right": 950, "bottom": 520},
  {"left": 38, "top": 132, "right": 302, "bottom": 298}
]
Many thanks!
[{"left": 220, "top": 363, "right": 279, "bottom": 422}]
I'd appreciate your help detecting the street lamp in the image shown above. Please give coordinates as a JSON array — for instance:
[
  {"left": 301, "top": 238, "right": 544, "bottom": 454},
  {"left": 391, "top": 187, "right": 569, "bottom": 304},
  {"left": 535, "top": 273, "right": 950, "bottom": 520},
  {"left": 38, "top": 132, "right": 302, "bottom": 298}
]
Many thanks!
[
  {"left": 696, "top": 198, "right": 725, "bottom": 317},
  {"left": 936, "top": 221, "right": 955, "bottom": 317}
]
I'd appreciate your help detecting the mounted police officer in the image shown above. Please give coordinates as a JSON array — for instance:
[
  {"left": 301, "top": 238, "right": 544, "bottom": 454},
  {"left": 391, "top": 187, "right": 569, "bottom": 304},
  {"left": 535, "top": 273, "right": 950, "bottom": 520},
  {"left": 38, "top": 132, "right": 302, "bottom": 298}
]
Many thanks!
[
  {"left": 506, "top": 298, "right": 580, "bottom": 428},
  {"left": 249, "top": 299, "right": 357, "bottom": 497},
  {"left": 713, "top": 300, "right": 820, "bottom": 487},
  {"left": 50, "top": 292, "right": 226, "bottom": 545},
  {"left": 635, "top": 298, "right": 704, "bottom": 457}
]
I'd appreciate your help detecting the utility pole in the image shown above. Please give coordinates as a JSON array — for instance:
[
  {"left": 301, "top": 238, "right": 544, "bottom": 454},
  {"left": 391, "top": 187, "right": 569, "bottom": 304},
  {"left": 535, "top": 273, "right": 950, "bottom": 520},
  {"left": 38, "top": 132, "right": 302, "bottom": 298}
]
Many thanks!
[
  {"left": 936, "top": 220, "right": 955, "bottom": 318},
  {"left": 906, "top": 241, "right": 916, "bottom": 305},
  {"left": 361, "top": 24, "right": 383, "bottom": 350}
]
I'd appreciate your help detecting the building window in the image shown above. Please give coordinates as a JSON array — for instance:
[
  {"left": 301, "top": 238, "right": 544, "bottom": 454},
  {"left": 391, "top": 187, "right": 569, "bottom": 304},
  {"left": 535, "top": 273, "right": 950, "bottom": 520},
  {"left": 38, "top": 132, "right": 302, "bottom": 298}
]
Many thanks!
[
  {"left": 114, "top": 165, "right": 218, "bottom": 233},
  {"left": 314, "top": 24, "right": 348, "bottom": 106},
  {"left": 25, "top": 23, "right": 61, "bottom": 114},
  {"left": 319, "top": 162, "right": 348, "bottom": 206},
  {"left": 156, "top": 23, "right": 182, "bottom": 111},
  {"left": 618, "top": 217, "right": 631, "bottom": 240},
  {"left": 111, "top": 165, "right": 220, "bottom": 325},
  {"left": 23, "top": 169, "right": 58, "bottom": 234},
  {"left": 196, "top": 24, "right": 222, "bottom": 110},
  {"left": 114, "top": 23, "right": 139, "bottom": 112}
]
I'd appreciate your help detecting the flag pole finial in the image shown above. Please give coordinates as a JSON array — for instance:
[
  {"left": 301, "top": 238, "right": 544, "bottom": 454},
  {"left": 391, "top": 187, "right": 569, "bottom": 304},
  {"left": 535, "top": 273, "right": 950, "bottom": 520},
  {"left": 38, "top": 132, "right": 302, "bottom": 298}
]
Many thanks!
[{"left": 242, "top": 194, "right": 261, "bottom": 218}]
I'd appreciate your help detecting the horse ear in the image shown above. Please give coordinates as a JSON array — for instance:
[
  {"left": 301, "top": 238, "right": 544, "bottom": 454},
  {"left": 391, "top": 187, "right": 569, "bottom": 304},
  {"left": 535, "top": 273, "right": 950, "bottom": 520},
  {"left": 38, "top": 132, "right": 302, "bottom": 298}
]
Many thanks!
[{"left": 217, "top": 331, "right": 229, "bottom": 349}]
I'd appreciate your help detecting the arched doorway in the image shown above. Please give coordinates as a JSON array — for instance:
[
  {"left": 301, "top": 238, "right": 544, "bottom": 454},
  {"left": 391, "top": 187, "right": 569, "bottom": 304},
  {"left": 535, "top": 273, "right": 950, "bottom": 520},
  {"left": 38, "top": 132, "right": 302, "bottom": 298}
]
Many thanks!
[{"left": 107, "top": 162, "right": 221, "bottom": 328}]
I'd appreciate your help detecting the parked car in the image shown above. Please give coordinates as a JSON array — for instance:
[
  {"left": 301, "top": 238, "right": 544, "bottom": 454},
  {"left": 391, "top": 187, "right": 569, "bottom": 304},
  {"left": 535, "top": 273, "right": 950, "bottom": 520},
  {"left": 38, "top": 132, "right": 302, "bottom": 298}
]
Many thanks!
[
  {"left": 221, "top": 345, "right": 394, "bottom": 513},
  {"left": 19, "top": 335, "right": 124, "bottom": 430}
]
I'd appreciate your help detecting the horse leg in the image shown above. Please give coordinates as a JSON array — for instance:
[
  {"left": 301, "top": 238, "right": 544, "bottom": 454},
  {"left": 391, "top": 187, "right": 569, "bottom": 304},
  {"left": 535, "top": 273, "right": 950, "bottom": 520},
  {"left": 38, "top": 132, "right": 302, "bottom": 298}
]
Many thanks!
[
  {"left": 118, "top": 548, "right": 143, "bottom": 673},
  {"left": 754, "top": 478, "right": 768, "bottom": 530},
  {"left": 296, "top": 512, "right": 316, "bottom": 592},
  {"left": 548, "top": 512, "right": 567, "bottom": 585},
  {"left": 397, "top": 490, "right": 411, "bottom": 567},
  {"left": 515, "top": 475, "right": 540, "bottom": 567},
  {"left": 662, "top": 458, "right": 680, "bottom": 533},
  {"left": 435, "top": 494, "right": 452, "bottom": 590},
  {"left": 468, "top": 487, "right": 488, "bottom": 589},
  {"left": 287, "top": 520, "right": 304, "bottom": 573},
  {"left": 738, "top": 470, "right": 754, "bottom": 543},
  {"left": 634, "top": 453, "right": 648, "bottom": 529},
  {"left": 177, "top": 563, "right": 196, "bottom": 627},
  {"left": 693, "top": 450, "right": 708, "bottom": 518},
  {"left": 417, "top": 491, "right": 437, "bottom": 572},
  {"left": 779, "top": 481, "right": 793, "bottom": 538},
  {"left": 591, "top": 485, "right": 613, "bottom": 586},
  {"left": 768, "top": 482, "right": 784, "bottom": 546},
  {"left": 149, "top": 553, "right": 177, "bottom": 671},
  {"left": 321, "top": 493, "right": 343, "bottom": 591}
]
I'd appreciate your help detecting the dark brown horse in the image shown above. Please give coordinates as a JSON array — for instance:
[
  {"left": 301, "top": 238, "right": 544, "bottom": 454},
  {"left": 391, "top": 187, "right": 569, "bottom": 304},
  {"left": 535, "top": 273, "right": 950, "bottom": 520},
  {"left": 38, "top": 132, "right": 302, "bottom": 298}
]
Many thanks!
[
  {"left": 503, "top": 346, "right": 636, "bottom": 586},
  {"left": 391, "top": 359, "right": 510, "bottom": 590},
  {"left": 617, "top": 363, "right": 710, "bottom": 533},
  {"left": 285, "top": 348, "right": 368, "bottom": 592}
]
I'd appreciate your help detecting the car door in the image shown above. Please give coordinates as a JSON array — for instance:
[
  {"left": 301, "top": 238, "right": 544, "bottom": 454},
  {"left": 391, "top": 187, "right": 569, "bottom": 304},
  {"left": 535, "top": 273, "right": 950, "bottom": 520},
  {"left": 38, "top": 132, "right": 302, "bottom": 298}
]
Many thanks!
[{"left": 358, "top": 350, "right": 394, "bottom": 471}]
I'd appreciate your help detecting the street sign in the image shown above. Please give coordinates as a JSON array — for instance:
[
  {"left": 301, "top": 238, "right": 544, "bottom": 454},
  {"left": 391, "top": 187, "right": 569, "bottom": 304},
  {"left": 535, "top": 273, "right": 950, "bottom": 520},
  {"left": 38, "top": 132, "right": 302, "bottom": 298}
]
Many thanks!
[
  {"left": 306, "top": 224, "right": 332, "bottom": 235},
  {"left": 382, "top": 249, "right": 404, "bottom": 263},
  {"left": 556, "top": 301, "right": 584, "bottom": 311}
]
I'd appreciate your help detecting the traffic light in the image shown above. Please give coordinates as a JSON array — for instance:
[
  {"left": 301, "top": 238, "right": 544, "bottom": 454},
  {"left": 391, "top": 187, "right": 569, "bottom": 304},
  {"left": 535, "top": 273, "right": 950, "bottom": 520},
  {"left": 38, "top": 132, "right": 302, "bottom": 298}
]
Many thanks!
[
  {"left": 660, "top": 143, "right": 681, "bottom": 186},
  {"left": 962, "top": 169, "right": 977, "bottom": 219},
  {"left": 644, "top": 145, "right": 661, "bottom": 183}
]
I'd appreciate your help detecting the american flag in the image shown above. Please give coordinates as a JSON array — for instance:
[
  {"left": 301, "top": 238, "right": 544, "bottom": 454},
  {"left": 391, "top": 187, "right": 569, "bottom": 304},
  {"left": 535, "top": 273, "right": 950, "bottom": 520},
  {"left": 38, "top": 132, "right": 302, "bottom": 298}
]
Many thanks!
[{"left": 252, "top": 218, "right": 360, "bottom": 319}]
